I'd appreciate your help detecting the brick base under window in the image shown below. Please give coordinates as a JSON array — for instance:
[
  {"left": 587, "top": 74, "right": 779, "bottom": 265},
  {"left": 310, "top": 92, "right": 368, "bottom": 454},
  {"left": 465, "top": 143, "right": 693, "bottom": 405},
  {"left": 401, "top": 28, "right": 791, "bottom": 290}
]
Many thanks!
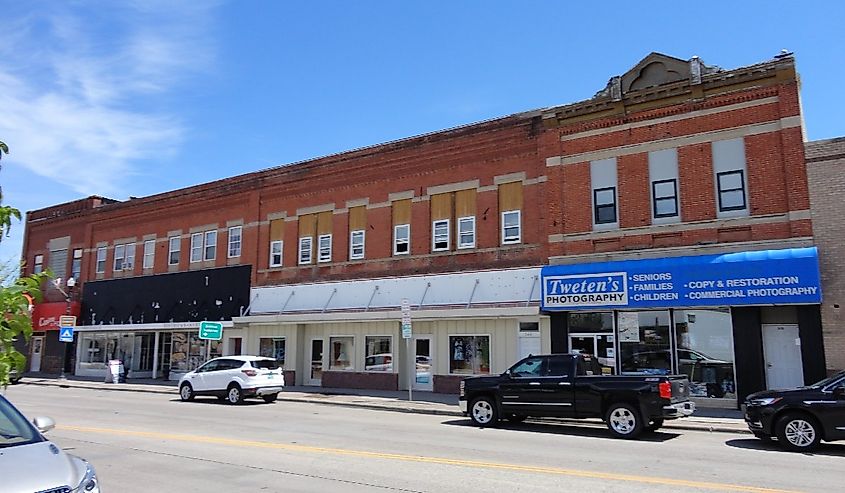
[
  {"left": 433, "top": 374, "right": 464, "bottom": 394},
  {"left": 283, "top": 370, "right": 296, "bottom": 386},
  {"left": 321, "top": 371, "right": 399, "bottom": 391}
]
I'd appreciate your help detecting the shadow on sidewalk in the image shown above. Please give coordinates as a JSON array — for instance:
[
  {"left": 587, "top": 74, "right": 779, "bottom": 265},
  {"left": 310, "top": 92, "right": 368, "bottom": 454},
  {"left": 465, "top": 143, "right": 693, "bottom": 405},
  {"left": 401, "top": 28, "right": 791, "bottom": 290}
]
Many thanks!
[
  {"left": 442, "top": 418, "right": 681, "bottom": 442},
  {"left": 725, "top": 438, "right": 845, "bottom": 457}
]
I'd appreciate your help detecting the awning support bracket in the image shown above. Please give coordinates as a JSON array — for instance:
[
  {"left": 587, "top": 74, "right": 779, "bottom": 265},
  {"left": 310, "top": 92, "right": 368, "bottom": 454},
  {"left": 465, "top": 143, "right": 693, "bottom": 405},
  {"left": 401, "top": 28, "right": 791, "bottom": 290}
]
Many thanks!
[
  {"left": 467, "top": 279, "right": 480, "bottom": 308},
  {"left": 279, "top": 290, "right": 295, "bottom": 314}
]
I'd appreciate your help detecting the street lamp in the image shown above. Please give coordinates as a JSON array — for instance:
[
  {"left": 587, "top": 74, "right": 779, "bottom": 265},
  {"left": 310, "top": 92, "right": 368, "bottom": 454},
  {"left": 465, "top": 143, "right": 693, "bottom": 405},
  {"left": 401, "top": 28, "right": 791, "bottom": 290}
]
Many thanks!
[{"left": 53, "top": 277, "right": 76, "bottom": 379}]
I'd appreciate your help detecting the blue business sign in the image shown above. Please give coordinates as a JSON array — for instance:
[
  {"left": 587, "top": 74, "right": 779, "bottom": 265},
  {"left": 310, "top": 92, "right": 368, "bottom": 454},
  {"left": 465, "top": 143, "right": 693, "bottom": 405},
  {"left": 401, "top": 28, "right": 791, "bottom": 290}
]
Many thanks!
[{"left": 541, "top": 247, "right": 822, "bottom": 311}]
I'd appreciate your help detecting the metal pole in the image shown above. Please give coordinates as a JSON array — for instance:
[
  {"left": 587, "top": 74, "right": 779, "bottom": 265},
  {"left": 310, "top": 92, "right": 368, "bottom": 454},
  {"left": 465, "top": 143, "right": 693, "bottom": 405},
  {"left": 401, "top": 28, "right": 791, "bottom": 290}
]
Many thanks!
[
  {"left": 60, "top": 290, "right": 71, "bottom": 379},
  {"left": 407, "top": 338, "right": 412, "bottom": 402}
]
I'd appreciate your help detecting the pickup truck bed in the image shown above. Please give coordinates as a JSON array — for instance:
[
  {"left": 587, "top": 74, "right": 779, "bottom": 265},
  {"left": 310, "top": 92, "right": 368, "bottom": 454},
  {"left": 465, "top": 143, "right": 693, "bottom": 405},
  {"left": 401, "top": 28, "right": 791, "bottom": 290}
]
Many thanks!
[{"left": 459, "top": 353, "right": 695, "bottom": 438}]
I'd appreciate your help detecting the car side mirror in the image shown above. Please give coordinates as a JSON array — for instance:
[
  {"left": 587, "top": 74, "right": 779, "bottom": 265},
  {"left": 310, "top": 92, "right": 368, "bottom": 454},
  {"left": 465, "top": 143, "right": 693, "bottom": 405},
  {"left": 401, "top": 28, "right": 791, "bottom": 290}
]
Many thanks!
[
  {"left": 33, "top": 416, "right": 55, "bottom": 434},
  {"left": 834, "top": 386, "right": 845, "bottom": 400},
  {"left": 502, "top": 369, "right": 512, "bottom": 379}
]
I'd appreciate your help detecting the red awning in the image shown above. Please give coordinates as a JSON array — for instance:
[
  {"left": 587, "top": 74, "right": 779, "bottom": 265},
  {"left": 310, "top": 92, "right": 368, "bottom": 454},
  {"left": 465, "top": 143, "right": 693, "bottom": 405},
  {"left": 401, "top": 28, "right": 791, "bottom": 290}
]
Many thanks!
[{"left": 32, "top": 302, "right": 81, "bottom": 331}]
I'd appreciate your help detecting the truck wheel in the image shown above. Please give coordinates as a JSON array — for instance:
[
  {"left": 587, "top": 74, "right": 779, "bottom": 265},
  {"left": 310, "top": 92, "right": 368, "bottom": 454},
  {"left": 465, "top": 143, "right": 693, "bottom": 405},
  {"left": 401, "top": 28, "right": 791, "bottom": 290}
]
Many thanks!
[
  {"left": 606, "top": 403, "right": 644, "bottom": 439},
  {"left": 775, "top": 413, "right": 821, "bottom": 452},
  {"left": 645, "top": 418, "right": 664, "bottom": 432},
  {"left": 469, "top": 397, "right": 499, "bottom": 427}
]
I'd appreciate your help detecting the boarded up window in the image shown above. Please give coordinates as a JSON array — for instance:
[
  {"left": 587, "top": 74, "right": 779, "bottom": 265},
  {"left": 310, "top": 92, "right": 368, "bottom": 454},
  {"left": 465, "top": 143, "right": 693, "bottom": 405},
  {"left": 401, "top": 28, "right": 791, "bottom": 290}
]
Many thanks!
[
  {"left": 455, "top": 189, "right": 476, "bottom": 218},
  {"left": 430, "top": 193, "right": 453, "bottom": 221},
  {"left": 49, "top": 248, "right": 68, "bottom": 279},
  {"left": 349, "top": 206, "right": 367, "bottom": 231},
  {"left": 498, "top": 181, "right": 523, "bottom": 212},
  {"left": 317, "top": 211, "right": 333, "bottom": 235},
  {"left": 269, "top": 218, "right": 285, "bottom": 242},
  {"left": 392, "top": 199, "right": 411, "bottom": 225}
]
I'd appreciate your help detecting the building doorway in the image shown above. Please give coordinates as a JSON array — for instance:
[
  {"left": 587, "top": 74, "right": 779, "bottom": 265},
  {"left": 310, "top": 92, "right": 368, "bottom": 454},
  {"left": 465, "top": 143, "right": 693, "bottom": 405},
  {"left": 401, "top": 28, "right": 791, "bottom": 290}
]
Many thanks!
[
  {"left": 762, "top": 324, "right": 804, "bottom": 389},
  {"left": 412, "top": 336, "right": 433, "bottom": 391},
  {"left": 307, "top": 338, "right": 324, "bottom": 386},
  {"left": 30, "top": 336, "right": 44, "bottom": 372}
]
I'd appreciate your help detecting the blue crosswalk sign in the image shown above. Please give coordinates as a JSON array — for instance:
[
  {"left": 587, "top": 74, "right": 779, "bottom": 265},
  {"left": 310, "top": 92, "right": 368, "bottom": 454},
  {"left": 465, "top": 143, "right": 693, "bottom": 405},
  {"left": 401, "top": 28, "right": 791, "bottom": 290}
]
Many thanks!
[{"left": 59, "top": 327, "right": 74, "bottom": 343}]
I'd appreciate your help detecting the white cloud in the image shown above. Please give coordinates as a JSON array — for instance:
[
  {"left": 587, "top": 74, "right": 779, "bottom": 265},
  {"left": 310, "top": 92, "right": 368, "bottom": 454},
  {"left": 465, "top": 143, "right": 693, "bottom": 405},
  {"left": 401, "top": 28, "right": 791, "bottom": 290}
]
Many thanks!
[{"left": 0, "top": 2, "right": 220, "bottom": 197}]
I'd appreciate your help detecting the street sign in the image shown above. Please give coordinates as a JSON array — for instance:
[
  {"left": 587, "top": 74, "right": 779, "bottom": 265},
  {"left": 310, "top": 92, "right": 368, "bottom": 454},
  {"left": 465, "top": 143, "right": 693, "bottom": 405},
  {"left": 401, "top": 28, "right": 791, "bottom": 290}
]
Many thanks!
[
  {"left": 59, "top": 315, "right": 76, "bottom": 327},
  {"left": 59, "top": 326, "right": 74, "bottom": 343},
  {"left": 199, "top": 321, "right": 224, "bottom": 340},
  {"left": 401, "top": 299, "right": 411, "bottom": 339}
]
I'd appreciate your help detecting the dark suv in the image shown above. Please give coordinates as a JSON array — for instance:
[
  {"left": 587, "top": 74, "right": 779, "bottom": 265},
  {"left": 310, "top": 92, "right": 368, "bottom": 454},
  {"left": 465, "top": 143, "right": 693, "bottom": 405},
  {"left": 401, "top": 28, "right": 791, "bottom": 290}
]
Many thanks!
[{"left": 744, "top": 371, "right": 845, "bottom": 451}]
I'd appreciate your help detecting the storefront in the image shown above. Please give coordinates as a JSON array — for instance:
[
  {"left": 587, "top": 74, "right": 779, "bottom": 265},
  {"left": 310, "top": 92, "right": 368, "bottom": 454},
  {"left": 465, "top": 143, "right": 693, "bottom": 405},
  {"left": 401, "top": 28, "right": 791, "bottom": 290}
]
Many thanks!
[
  {"left": 236, "top": 267, "right": 548, "bottom": 393},
  {"left": 27, "top": 301, "right": 82, "bottom": 374},
  {"left": 542, "top": 247, "right": 824, "bottom": 407}
]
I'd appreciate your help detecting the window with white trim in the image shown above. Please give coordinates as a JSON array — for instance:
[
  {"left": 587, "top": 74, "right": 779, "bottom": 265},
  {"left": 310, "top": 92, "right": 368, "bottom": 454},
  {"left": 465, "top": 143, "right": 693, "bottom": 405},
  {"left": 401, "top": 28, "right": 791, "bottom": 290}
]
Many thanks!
[
  {"left": 394, "top": 224, "right": 410, "bottom": 255},
  {"left": 432, "top": 219, "right": 450, "bottom": 251},
  {"left": 350, "top": 230, "right": 365, "bottom": 260},
  {"left": 204, "top": 230, "right": 217, "bottom": 261},
  {"left": 169, "top": 236, "right": 181, "bottom": 265},
  {"left": 96, "top": 247, "right": 107, "bottom": 273},
  {"left": 299, "top": 236, "right": 313, "bottom": 265},
  {"left": 228, "top": 226, "right": 242, "bottom": 258},
  {"left": 501, "top": 210, "right": 521, "bottom": 244},
  {"left": 143, "top": 240, "right": 155, "bottom": 269},
  {"left": 190, "top": 233, "right": 203, "bottom": 263},
  {"left": 124, "top": 243, "right": 135, "bottom": 271},
  {"left": 33, "top": 254, "right": 44, "bottom": 274},
  {"left": 269, "top": 240, "right": 283, "bottom": 267},
  {"left": 71, "top": 249, "right": 82, "bottom": 279},
  {"left": 113, "top": 244, "right": 126, "bottom": 271},
  {"left": 318, "top": 234, "right": 332, "bottom": 263},
  {"left": 458, "top": 216, "right": 475, "bottom": 249}
]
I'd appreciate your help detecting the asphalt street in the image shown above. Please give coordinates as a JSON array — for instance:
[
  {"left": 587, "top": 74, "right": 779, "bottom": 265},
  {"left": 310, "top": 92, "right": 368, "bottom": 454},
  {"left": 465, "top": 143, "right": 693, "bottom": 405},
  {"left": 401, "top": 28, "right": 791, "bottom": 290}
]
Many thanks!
[{"left": 3, "top": 385, "right": 842, "bottom": 493}]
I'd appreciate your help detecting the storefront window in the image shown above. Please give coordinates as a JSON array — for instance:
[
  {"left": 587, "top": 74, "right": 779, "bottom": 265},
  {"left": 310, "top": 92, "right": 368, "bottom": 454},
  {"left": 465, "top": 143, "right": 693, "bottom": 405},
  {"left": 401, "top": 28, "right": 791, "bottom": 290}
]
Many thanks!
[
  {"left": 619, "top": 311, "right": 672, "bottom": 375},
  {"left": 79, "top": 333, "right": 118, "bottom": 370},
  {"left": 329, "top": 337, "right": 354, "bottom": 370},
  {"left": 365, "top": 336, "right": 392, "bottom": 371},
  {"left": 259, "top": 337, "right": 286, "bottom": 365},
  {"left": 568, "top": 312, "right": 615, "bottom": 375},
  {"left": 569, "top": 312, "right": 613, "bottom": 333},
  {"left": 449, "top": 335, "right": 490, "bottom": 375},
  {"left": 675, "top": 308, "right": 736, "bottom": 399}
]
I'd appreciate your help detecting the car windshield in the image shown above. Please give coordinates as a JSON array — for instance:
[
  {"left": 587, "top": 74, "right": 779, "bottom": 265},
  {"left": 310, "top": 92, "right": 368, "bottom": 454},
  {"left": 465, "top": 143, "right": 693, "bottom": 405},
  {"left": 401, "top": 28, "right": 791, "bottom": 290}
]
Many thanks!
[
  {"left": 251, "top": 360, "right": 280, "bottom": 370},
  {"left": 0, "top": 396, "right": 43, "bottom": 449},
  {"left": 810, "top": 371, "right": 845, "bottom": 388}
]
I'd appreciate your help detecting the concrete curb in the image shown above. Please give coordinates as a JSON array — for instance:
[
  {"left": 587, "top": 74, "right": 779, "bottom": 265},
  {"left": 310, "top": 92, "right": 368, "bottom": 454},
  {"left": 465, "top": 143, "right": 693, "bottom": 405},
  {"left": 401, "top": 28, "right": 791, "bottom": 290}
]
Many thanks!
[{"left": 20, "top": 379, "right": 749, "bottom": 434}]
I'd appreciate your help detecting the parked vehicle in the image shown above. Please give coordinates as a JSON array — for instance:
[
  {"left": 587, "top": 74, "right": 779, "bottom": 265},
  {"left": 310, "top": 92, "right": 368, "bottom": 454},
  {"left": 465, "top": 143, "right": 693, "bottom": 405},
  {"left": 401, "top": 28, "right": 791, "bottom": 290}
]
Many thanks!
[
  {"left": 459, "top": 353, "right": 695, "bottom": 439},
  {"left": 744, "top": 370, "right": 845, "bottom": 451},
  {"left": 178, "top": 355, "right": 284, "bottom": 405},
  {"left": 625, "top": 349, "right": 734, "bottom": 397},
  {"left": 0, "top": 394, "right": 100, "bottom": 492}
]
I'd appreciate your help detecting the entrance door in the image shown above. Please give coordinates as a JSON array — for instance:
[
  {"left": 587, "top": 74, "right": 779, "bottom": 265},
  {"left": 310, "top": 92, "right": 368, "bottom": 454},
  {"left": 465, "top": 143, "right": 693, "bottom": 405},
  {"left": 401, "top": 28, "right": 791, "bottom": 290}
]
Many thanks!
[
  {"left": 762, "top": 324, "right": 804, "bottom": 389},
  {"left": 570, "top": 334, "right": 616, "bottom": 375},
  {"left": 30, "top": 336, "right": 44, "bottom": 372},
  {"left": 307, "top": 339, "right": 324, "bottom": 386},
  {"left": 412, "top": 336, "right": 433, "bottom": 391}
]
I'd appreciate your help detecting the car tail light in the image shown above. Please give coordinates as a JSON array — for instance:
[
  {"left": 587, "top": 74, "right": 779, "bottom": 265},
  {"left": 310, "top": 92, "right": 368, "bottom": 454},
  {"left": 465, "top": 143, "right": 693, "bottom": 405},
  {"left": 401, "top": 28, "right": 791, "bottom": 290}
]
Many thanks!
[
  {"left": 242, "top": 369, "right": 258, "bottom": 377},
  {"left": 659, "top": 381, "right": 672, "bottom": 399}
]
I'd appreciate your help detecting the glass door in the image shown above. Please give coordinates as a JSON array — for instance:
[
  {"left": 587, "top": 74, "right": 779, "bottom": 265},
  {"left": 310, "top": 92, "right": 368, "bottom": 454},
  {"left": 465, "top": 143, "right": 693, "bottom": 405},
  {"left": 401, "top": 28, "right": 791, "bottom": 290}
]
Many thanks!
[
  {"left": 412, "top": 336, "right": 433, "bottom": 391},
  {"left": 307, "top": 338, "right": 324, "bottom": 386}
]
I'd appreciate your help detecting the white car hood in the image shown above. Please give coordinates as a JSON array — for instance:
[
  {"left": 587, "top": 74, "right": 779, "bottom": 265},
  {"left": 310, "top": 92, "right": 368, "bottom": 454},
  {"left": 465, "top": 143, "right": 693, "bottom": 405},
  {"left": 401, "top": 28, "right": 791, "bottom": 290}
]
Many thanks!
[{"left": 0, "top": 440, "right": 85, "bottom": 492}]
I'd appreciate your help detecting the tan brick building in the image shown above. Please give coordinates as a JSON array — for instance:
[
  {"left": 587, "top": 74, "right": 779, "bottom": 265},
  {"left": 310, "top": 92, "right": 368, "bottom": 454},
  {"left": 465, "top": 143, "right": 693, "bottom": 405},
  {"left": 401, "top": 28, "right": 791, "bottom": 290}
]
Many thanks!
[
  {"left": 22, "top": 52, "right": 825, "bottom": 406},
  {"left": 806, "top": 137, "right": 845, "bottom": 375}
]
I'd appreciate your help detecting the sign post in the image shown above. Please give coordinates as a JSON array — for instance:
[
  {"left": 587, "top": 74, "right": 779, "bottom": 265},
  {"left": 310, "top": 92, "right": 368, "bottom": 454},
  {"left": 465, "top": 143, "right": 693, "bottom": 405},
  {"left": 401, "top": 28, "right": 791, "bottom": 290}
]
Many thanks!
[
  {"left": 58, "top": 315, "right": 76, "bottom": 380},
  {"left": 401, "top": 299, "right": 412, "bottom": 402}
]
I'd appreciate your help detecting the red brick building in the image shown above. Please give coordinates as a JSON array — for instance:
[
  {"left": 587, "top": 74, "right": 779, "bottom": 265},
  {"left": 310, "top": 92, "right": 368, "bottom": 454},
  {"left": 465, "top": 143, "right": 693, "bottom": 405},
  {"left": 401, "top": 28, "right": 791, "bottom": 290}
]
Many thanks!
[{"left": 21, "top": 52, "right": 824, "bottom": 406}]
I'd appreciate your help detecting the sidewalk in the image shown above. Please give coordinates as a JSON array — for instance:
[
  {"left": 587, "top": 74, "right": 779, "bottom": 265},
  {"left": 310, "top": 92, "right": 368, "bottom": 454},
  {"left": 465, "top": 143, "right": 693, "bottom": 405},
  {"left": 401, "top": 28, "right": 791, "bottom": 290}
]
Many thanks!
[{"left": 17, "top": 375, "right": 749, "bottom": 434}]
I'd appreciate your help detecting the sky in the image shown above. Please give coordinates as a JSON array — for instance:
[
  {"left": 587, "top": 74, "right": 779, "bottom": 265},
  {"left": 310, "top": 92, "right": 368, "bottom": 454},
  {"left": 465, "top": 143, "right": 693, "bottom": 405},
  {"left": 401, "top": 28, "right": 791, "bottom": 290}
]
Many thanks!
[{"left": 1, "top": 1, "right": 844, "bottom": 264}]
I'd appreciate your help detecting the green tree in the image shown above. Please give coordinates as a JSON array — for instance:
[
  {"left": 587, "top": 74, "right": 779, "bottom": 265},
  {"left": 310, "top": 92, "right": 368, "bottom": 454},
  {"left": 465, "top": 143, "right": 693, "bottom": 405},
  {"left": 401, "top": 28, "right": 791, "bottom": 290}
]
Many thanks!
[{"left": 0, "top": 140, "right": 47, "bottom": 387}]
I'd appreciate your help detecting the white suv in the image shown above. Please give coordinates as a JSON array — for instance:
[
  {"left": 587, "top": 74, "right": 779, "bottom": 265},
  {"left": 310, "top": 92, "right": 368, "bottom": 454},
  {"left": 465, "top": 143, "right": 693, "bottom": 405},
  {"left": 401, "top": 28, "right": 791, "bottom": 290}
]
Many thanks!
[{"left": 178, "top": 356, "right": 284, "bottom": 404}]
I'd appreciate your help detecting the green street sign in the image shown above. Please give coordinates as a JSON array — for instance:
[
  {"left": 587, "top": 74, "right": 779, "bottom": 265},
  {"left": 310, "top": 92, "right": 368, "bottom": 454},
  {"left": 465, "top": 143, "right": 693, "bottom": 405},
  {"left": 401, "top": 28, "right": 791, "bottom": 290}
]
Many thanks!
[{"left": 199, "top": 321, "right": 224, "bottom": 341}]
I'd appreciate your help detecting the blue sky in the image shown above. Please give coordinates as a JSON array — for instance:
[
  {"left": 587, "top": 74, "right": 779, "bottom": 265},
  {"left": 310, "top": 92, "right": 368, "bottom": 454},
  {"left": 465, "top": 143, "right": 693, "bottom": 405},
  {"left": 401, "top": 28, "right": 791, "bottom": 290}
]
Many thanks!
[{"left": 1, "top": 1, "right": 844, "bottom": 264}]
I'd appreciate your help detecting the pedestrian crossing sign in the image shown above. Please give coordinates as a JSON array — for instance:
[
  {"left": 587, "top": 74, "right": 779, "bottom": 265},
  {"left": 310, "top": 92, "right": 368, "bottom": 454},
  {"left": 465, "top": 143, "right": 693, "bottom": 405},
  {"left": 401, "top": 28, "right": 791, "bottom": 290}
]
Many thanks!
[{"left": 59, "top": 327, "right": 74, "bottom": 343}]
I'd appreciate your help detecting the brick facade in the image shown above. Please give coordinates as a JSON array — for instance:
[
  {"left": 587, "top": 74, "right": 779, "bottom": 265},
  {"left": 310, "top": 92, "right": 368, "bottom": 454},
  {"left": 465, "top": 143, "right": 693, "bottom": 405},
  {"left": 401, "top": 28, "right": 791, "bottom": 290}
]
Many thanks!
[{"left": 806, "top": 137, "right": 845, "bottom": 374}]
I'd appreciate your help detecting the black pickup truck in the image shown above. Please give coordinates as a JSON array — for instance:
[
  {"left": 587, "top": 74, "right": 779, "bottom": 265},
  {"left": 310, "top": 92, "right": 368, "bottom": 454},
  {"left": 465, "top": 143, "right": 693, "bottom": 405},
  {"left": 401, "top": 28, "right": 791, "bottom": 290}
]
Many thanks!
[{"left": 459, "top": 353, "right": 695, "bottom": 438}]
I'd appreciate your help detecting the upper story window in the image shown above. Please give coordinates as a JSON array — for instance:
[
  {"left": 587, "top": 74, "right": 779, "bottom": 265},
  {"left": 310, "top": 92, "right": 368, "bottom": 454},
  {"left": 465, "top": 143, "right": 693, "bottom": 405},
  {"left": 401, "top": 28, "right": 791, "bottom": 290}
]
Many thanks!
[
  {"left": 349, "top": 230, "right": 365, "bottom": 260},
  {"left": 96, "top": 247, "right": 107, "bottom": 273},
  {"left": 113, "top": 244, "right": 125, "bottom": 271},
  {"left": 652, "top": 179, "right": 678, "bottom": 218},
  {"left": 228, "top": 226, "right": 242, "bottom": 258},
  {"left": 33, "top": 254, "right": 43, "bottom": 274},
  {"left": 717, "top": 170, "right": 747, "bottom": 212},
  {"left": 143, "top": 240, "right": 155, "bottom": 269},
  {"left": 501, "top": 210, "right": 521, "bottom": 245},
  {"left": 169, "top": 236, "right": 181, "bottom": 265},
  {"left": 593, "top": 187, "right": 617, "bottom": 225},
  {"left": 204, "top": 231, "right": 217, "bottom": 261},
  {"left": 270, "top": 240, "right": 283, "bottom": 267},
  {"left": 432, "top": 219, "right": 450, "bottom": 252},
  {"left": 591, "top": 157, "right": 618, "bottom": 229},
  {"left": 318, "top": 234, "right": 332, "bottom": 263},
  {"left": 712, "top": 138, "right": 749, "bottom": 218},
  {"left": 394, "top": 224, "right": 410, "bottom": 255},
  {"left": 190, "top": 233, "right": 203, "bottom": 263},
  {"left": 71, "top": 249, "right": 82, "bottom": 279},
  {"left": 458, "top": 216, "right": 476, "bottom": 249},
  {"left": 299, "top": 236, "right": 313, "bottom": 265}
]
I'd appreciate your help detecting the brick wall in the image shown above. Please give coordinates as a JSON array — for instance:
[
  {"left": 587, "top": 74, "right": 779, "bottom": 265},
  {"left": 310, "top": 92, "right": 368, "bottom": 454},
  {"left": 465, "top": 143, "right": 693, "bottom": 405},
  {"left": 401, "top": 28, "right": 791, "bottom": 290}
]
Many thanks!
[{"left": 806, "top": 137, "right": 845, "bottom": 374}]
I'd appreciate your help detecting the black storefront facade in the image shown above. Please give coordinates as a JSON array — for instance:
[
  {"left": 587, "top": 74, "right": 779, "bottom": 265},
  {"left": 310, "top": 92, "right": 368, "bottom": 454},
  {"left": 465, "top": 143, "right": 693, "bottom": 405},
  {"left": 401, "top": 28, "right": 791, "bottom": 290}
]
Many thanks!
[
  {"left": 541, "top": 247, "right": 825, "bottom": 408},
  {"left": 72, "top": 265, "right": 251, "bottom": 380}
]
